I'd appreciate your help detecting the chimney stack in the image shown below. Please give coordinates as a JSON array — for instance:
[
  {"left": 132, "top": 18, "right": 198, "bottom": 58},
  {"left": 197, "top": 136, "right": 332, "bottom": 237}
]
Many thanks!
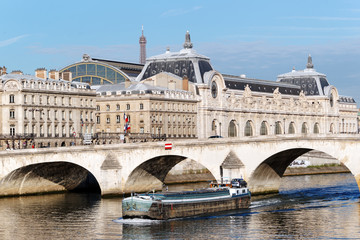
[
  {"left": 35, "top": 68, "right": 47, "bottom": 79},
  {"left": 49, "top": 69, "right": 60, "bottom": 80},
  {"left": 10, "top": 70, "right": 23, "bottom": 75},
  {"left": 60, "top": 70, "right": 72, "bottom": 81}
]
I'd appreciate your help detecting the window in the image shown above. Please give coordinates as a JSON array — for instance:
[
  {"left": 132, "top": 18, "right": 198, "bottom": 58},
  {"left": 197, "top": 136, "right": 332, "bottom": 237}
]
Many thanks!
[
  {"left": 106, "top": 105, "right": 110, "bottom": 111},
  {"left": 301, "top": 122, "right": 308, "bottom": 134},
  {"left": 260, "top": 121, "right": 268, "bottom": 135},
  {"left": 96, "top": 105, "right": 100, "bottom": 111},
  {"left": 116, "top": 115, "right": 121, "bottom": 123},
  {"left": 54, "top": 96, "right": 57, "bottom": 105},
  {"left": 275, "top": 122, "right": 282, "bottom": 135},
  {"left": 54, "top": 110, "right": 58, "bottom": 120},
  {"left": 9, "top": 109, "right": 15, "bottom": 119},
  {"left": 24, "top": 95, "right": 27, "bottom": 104},
  {"left": 106, "top": 117, "right": 110, "bottom": 124},
  {"left": 140, "top": 103, "right": 144, "bottom": 110},
  {"left": 9, "top": 94, "right": 14, "bottom": 103},
  {"left": 10, "top": 125, "right": 15, "bottom": 136},
  {"left": 69, "top": 97, "right": 72, "bottom": 106},
  {"left": 116, "top": 104, "right": 120, "bottom": 110},
  {"left": 69, "top": 111, "right": 72, "bottom": 120},
  {"left": 47, "top": 96, "right": 50, "bottom": 104},
  {"left": 97, "top": 116, "right": 100, "bottom": 124},
  {"left": 62, "top": 111, "right": 65, "bottom": 120},
  {"left": 228, "top": 120, "right": 237, "bottom": 137},
  {"left": 127, "top": 115, "right": 131, "bottom": 123},
  {"left": 244, "top": 120, "right": 253, "bottom": 136},
  {"left": 313, "top": 123, "right": 320, "bottom": 134},
  {"left": 24, "top": 109, "right": 27, "bottom": 119},
  {"left": 140, "top": 127, "right": 144, "bottom": 134},
  {"left": 288, "top": 122, "right": 295, "bottom": 134},
  {"left": 126, "top": 104, "right": 130, "bottom": 110}
]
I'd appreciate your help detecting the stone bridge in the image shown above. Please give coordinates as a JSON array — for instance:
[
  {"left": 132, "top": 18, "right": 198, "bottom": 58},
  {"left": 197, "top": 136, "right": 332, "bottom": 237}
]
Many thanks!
[{"left": 0, "top": 134, "right": 359, "bottom": 197}]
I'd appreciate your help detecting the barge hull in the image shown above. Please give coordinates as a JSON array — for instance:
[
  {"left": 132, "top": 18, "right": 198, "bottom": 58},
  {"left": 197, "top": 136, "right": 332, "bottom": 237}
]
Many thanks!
[{"left": 123, "top": 194, "right": 250, "bottom": 220}]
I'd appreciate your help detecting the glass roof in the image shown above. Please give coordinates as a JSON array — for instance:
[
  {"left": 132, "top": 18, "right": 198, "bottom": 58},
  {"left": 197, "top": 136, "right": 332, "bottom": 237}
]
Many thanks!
[{"left": 60, "top": 62, "right": 130, "bottom": 85}]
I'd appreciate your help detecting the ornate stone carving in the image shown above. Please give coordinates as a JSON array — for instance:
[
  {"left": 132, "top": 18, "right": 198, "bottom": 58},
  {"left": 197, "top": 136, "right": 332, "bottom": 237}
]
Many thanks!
[
  {"left": 4, "top": 81, "right": 19, "bottom": 91},
  {"left": 243, "top": 84, "right": 252, "bottom": 98},
  {"left": 273, "top": 87, "right": 282, "bottom": 100}
]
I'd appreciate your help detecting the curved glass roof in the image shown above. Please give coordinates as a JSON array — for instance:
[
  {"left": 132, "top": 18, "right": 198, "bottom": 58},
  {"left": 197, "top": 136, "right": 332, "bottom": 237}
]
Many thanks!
[{"left": 59, "top": 61, "right": 130, "bottom": 85}]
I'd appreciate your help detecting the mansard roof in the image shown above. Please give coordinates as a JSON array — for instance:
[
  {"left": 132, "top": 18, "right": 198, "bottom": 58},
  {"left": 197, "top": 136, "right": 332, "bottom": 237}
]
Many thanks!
[
  {"left": 223, "top": 74, "right": 301, "bottom": 96},
  {"left": 277, "top": 55, "right": 331, "bottom": 96},
  {"left": 136, "top": 31, "right": 214, "bottom": 84}
]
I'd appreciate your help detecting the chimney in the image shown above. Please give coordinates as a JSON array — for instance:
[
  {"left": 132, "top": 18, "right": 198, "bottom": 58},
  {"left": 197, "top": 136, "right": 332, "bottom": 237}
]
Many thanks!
[
  {"left": 182, "top": 76, "right": 189, "bottom": 91},
  {"left": 10, "top": 70, "right": 23, "bottom": 75},
  {"left": 49, "top": 69, "right": 60, "bottom": 80},
  {"left": 35, "top": 68, "right": 47, "bottom": 79},
  {"left": 61, "top": 70, "right": 72, "bottom": 81}
]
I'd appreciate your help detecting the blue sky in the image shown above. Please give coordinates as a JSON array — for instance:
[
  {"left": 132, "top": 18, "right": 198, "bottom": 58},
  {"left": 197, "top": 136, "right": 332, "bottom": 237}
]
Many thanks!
[{"left": 1, "top": 0, "right": 360, "bottom": 104}]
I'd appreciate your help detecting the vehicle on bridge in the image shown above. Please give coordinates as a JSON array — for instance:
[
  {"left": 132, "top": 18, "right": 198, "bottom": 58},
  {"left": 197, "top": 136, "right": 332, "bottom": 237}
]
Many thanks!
[{"left": 122, "top": 178, "right": 251, "bottom": 220}]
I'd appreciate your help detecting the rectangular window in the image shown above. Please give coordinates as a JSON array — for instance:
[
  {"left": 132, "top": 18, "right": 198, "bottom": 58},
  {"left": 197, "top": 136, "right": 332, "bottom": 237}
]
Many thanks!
[
  {"left": 24, "top": 95, "right": 27, "bottom": 104},
  {"left": 69, "top": 111, "right": 72, "bottom": 120},
  {"left": 10, "top": 125, "right": 15, "bottom": 136},
  {"left": 9, "top": 95, "right": 14, "bottom": 103},
  {"left": 140, "top": 127, "right": 144, "bottom": 134},
  {"left": 116, "top": 115, "right": 121, "bottom": 123},
  {"left": 96, "top": 116, "right": 100, "bottom": 124},
  {"left": 106, "top": 117, "right": 110, "bottom": 124},
  {"left": 10, "top": 109, "right": 15, "bottom": 119}
]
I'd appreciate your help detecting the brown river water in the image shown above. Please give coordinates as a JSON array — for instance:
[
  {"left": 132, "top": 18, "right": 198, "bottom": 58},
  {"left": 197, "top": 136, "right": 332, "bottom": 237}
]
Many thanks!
[{"left": 0, "top": 173, "right": 359, "bottom": 239}]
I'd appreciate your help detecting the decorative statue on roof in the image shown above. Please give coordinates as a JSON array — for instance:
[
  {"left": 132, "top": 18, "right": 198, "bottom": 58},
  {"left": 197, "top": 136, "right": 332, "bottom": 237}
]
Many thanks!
[
  {"left": 183, "top": 31, "right": 193, "bottom": 49},
  {"left": 273, "top": 87, "right": 281, "bottom": 100},
  {"left": 306, "top": 54, "right": 314, "bottom": 69},
  {"left": 82, "top": 54, "right": 92, "bottom": 62},
  {"left": 243, "top": 84, "right": 252, "bottom": 98}
]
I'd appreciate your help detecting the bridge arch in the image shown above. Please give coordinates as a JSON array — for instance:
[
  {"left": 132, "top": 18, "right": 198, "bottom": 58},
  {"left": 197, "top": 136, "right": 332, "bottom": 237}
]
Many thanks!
[
  {"left": 123, "top": 154, "right": 216, "bottom": 193},
  {"left": 248, "top": 146, "right": 354, "bottom": 195},
  {"left": 0, "top": 161, "right": 101, "bottom": 197}
]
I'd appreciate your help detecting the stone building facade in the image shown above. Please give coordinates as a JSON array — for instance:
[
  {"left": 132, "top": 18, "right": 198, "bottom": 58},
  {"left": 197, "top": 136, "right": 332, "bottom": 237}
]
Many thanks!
[
  {"left": 0, "top": 69, "right": 96, "bottom": 149},
  {"left": 95, "top": 76, "right": 198, "bottom": 143},
  {"left": 136, "top": 32, "right": 358, "bottom": 139}
]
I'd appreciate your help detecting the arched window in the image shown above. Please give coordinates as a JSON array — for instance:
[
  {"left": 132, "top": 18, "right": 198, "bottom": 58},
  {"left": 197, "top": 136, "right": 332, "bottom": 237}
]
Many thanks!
[
  {"left": 313, "top": 123, "right": 320, "bottom": 134},
  {"left": 288, "top": 122, "right": 295, "bottom": 134},
  {"left": 228, "top": 120, "right": 237, "bottom": 137},
  {"left": 244, "top": 120, "right": 253, "bottom": 136},
  {"left": 301, "top": 122, "right": 308, "bottom": 134},
  {"left": 260, "top": 121, "right": 268, "bottom": 135},
  {"left": 116, "top": 104, "right": 120, "bottom": 111},
  {"left": 275, "top": 121, "right": 282, "bottom": 135}
]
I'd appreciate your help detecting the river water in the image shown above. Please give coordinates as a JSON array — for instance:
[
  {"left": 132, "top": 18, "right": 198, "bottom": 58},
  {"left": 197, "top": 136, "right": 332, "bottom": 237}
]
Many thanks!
[{"left": 0, "top": 173, "right": 359, "bottom": 239}]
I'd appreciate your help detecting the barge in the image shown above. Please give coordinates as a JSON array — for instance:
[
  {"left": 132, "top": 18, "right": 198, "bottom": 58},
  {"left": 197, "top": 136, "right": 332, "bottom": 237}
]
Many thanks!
[{"left": 122, "top": 179, "right": 251, "bottom": 220}]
